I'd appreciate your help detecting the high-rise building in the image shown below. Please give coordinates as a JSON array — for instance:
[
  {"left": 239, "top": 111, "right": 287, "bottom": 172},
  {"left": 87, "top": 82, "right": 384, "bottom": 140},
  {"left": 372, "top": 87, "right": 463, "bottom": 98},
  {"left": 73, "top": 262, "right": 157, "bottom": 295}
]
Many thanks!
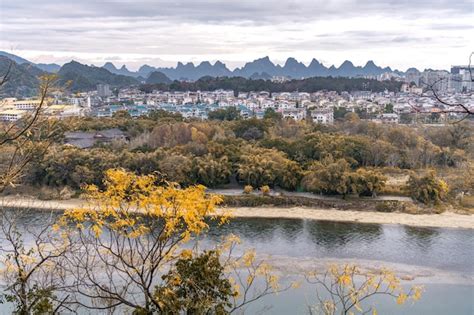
[
  {"left": 451, "top": 65, "right": 470, "bottom": 75},
  {"left": 449, "top": 74, "right": 463, "bottom": 93},
  {"left": 450, "top": 66, "right": 472, "bottom": 92},
  {"left": 97, "top": 84, "right": 112, "bottom": 97},
  {"left": 420, "top": 70, "right": 450, "bottom": 92},
  {"left": 405, "top": 68, "right": 421, "bottom": 86}
]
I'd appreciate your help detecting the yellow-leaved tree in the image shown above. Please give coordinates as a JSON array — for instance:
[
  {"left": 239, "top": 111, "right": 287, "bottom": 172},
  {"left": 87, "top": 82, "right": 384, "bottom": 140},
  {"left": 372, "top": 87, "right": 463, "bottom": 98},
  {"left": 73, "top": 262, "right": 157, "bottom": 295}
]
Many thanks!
[
  {"left": 307, "top": 264, "right": 423, "bottom": 315},
  {"left": 56, "top": 169, "right": 286, "bottom": 314},
  {"left": 0, "top": 209, "right": 70, "bottom": 314}
]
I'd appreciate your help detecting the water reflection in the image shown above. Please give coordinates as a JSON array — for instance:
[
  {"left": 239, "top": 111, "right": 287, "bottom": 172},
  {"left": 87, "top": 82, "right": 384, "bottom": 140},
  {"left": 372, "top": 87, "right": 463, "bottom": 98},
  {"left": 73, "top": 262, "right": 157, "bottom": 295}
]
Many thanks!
[
  {"left": 403, "top": 226, "right": 440, "bottom": 250},
  {"left": 204, "top": 218, "right": 473, "bottom": 273},
  {"left": 207, "top": 217, "right": 280, "bottom": 242},
  {"left": 273, "top": 218, "right": 305, "bottom": 242},
  {"left": 305, "top": 220, "right": 382, "bottom": 250}
]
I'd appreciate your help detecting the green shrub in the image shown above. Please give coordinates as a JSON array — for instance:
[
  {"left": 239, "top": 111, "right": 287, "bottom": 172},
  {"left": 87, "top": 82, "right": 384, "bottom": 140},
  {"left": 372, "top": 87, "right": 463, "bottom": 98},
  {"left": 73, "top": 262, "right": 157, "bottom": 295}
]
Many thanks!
[{"left": 407, "top": 171, "right": 449, "bottom": 205}]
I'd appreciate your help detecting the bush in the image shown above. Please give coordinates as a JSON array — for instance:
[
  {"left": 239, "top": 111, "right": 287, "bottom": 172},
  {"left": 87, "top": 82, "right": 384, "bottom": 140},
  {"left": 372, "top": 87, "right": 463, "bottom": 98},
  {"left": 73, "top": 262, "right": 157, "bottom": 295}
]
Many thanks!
[
  {"left": 302, "top": 160, "right": 386, "bottom": 197},
  {"left": 260, "top": 185, "right": 271, "bottom": 196},
  {"left": 350, "top": 169, "right": 387, "bottom": 197},
  {"left": 407, "top": 171, "right": 449, "bottom": 205},
  {"left": 158, "top": 154, "right": 193, "bottom": 185},
  {"left": 192, "top": 155, "right": 232, "bottom": 188},
  {"left": 301, "top": 159, "right": 351, "bottom": 196},
  {"left": 243, "top": 185, "right": 253, "bottom": 194},
  {"left": 237, "top": 146, "right": 301, "bottom": 189}
]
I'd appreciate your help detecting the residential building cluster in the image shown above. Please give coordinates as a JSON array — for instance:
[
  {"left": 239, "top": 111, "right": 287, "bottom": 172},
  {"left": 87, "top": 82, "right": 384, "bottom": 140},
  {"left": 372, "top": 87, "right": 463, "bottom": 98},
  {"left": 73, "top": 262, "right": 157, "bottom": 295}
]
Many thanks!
[
  {"left": 402, "top": 66, "right": 473, "bottom": 94},
  {"left": 0, "top": 97, "right": 83, "bottom": 122},
  {"left": 361, "top": 66, "right": 473, "bottom": 95},
  {"left": 1, "top": 66, "right": 473, "bottom": 124}
]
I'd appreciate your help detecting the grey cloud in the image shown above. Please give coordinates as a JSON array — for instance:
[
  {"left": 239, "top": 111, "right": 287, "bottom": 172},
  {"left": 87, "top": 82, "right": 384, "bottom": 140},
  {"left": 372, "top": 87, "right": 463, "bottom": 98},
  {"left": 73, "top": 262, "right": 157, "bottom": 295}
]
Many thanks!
[
  {"left": 2, "top": 0, "right": 473, "bottom": 23},
  {"left": 0, "top": 0, "right": 471, "bottom": 70},
  {"left": 429, "top": 23, "right": 474, "bottom": 31},
  {"left": 272, "top": 30, "right": 436, "bottom": 51},
  {"left": 391, "top": 36, "right": 430, "bottom": 44}
]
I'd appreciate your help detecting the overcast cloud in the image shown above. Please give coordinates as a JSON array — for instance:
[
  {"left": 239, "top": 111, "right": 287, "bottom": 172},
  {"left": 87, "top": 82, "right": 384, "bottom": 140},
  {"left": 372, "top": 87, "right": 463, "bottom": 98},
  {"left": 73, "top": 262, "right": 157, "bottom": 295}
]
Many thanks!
[{"left": 0, "top": 0, "right": 472, "bottom": 70}]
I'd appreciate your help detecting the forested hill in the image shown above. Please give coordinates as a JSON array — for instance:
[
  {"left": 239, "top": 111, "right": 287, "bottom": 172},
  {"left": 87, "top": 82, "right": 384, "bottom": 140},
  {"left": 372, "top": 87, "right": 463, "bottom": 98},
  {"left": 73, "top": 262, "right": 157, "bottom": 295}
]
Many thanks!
[
  {"left": 0, "top": 58, "right": 140, "bottom": 96},
  {"left": 0, "top": 56, "right": 44, "bottom": 97},
  {"left": 140, "top": 76, "right": 403, "bottom": 94},
  {"left": 145, "top": 71, "right": 173, "bottom": 84},
  {"left": 58, "top": 61, "right": 139, "bottom": 92}
]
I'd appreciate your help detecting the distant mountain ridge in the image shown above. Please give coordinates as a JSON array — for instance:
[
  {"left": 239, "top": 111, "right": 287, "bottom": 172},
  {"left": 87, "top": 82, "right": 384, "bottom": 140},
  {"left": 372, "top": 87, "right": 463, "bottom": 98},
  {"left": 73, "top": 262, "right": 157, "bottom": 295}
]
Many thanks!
[
  {"left": 102, "top": 56, "right": 406, "bottom": 81},
  {"left": 0, "top": 51, "right": 428, "bottom": 97},
  {"left": 0, "top": 53, "right": 403, "bottom": 98},
  {"left": 103, "top": 62, "right": 139, "bottom": 78},
  {"left": 0, "top": 56, "right": 141, "bottom": 96},
  {"left": 1, "top": 51, "right": 417, "bottom": 82},
  {"left": 0, "top": 51, "right": 61, "bottom": 73}
]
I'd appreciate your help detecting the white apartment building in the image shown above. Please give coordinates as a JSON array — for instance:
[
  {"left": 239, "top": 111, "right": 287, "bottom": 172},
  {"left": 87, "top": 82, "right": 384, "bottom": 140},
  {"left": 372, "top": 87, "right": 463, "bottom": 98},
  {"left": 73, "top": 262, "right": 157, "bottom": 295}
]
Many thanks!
[
  {"left": 280, "top": 108, "right": 306, "bottom": 120},
  {"left": 311, "top": 108, "right": 334, "bottom": 124},
  {"left": 14, "top": 99, "right": 43, "bottom": 110},
  {"left": 0, "top": 109, "right": 24, "bottom": 122}
]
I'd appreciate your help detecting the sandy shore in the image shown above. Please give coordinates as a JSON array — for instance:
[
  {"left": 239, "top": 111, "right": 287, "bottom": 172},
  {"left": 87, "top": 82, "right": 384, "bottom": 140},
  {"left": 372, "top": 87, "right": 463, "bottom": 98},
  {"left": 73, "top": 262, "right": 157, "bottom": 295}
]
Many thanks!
[
  {"left": 220, "top": 207, "right": 474, "bottom": 229},
  {"left": 1, "top": 196, "right": 473, "bottom": 229}
]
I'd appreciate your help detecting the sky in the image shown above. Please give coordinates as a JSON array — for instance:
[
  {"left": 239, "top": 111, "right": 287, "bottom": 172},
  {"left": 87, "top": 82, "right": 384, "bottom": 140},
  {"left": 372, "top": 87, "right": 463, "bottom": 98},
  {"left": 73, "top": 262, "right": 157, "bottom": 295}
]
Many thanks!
[{"left": 0, "top": 0, "right": 472, "bottom": 71}]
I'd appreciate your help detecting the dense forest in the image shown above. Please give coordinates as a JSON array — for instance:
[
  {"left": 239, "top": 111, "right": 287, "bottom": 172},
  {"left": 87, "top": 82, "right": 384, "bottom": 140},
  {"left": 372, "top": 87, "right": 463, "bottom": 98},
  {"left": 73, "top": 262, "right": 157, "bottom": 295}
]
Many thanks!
[
  {"left": 4, "top": 108, "right": 470, "bottom": 208},
  {"left": 140, "top": 75, "right": 403, "bottom": 94},
  {"left": 0, "top": 56, "right": 43, "bottom": 97}
]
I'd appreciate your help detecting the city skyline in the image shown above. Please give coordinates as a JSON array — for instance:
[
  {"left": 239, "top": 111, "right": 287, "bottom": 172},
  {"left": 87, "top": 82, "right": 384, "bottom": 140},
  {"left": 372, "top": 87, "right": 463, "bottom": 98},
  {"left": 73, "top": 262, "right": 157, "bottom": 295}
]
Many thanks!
[{"left": 1, "top": 0, "right": 472, "bottom": 71}]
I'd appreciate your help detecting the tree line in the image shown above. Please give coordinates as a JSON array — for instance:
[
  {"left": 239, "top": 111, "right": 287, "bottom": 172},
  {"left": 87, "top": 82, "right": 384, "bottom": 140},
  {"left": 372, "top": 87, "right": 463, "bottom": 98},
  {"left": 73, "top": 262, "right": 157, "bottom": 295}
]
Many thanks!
[{"left": 139, "top": 75, "right": 403, "bottom": 94}]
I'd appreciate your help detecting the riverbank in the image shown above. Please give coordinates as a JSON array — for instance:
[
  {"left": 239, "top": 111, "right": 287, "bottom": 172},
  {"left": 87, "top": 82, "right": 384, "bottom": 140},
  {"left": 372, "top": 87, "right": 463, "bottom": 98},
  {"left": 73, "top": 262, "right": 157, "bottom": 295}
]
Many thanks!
[
  {"left": 218, "top": 207, "right": 474, "bottom": 229},
  {"left": 2, "top": 196, "right": 473, "bottom": 229}
]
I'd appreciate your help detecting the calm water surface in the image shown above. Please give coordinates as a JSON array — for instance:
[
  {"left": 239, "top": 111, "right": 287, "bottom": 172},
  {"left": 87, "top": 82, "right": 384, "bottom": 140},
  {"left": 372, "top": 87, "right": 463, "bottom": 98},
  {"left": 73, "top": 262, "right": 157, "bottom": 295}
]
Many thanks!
[
  {"left": 204, "top": 218, "right": 473, "bottom": 273},
  {"left": 203, "top": 218, "right": 474, "bottom": 314}
]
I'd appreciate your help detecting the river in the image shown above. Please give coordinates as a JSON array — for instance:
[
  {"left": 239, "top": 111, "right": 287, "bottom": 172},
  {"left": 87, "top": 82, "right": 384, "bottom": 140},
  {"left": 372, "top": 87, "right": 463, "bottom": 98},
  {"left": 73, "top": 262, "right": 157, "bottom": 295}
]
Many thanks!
[
  {"left": 203, "top": 218, "right": 474, "bottom": 314},
  {"left": 1, "top": 212, "right": 473, "bottom": 314}
]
